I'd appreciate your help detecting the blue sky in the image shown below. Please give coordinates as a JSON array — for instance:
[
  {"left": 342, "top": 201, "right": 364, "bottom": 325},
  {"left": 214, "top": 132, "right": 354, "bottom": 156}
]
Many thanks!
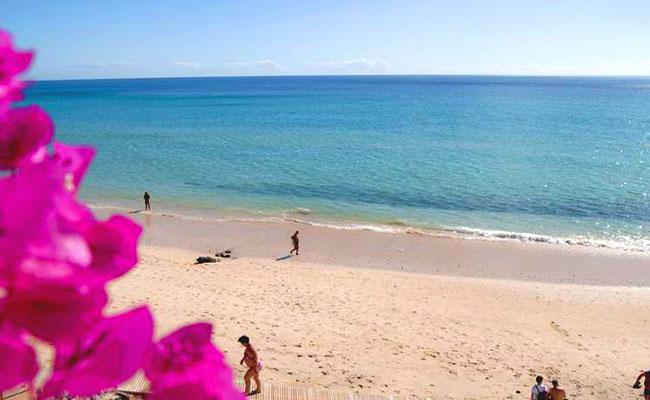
[{"left": 2, "top": 0, "right": 650, "bottom": 79}]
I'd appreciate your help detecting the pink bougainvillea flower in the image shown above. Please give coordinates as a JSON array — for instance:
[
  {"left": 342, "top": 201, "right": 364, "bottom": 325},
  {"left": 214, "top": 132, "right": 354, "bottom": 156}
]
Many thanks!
[
  {"left": 144, "top": 323, "right": 244, "bottom": 400},
  {"left": 0, "top": 27, "right": 240, "bottom": 399},
  {"left": 0, "top": 161, "right": 62, "bottom": 283},
  {"left": 52, "top": 142, "right": 95, "bottom": 192},
  {"left": 0, "top": 153, "right": 92, "bottom": 240},
  {"left": 0, "top": 78, "right": 28, "bottom": 112},
  {"left": 1, "top": 152, "right": 140, "bottom": 287},
  {"left": 0, "top": 29, "right": 33, "bottom": 111},
  {"left": 13, "top": 214, "right": 140, "bottom": 287},
  {"left": 51, "top": 185, "right": 95, "bottom": 234},
  {"left": 84, "top": 215, "right": 142, "bottom": 283},
  {"left": 0, "top": 157, "right": 60, "bottom": 234},
  {"left": 3, "top": 278, "right": 107, "bottom": 344},
  {"left": 0, "top": 323, "right": 39, "bottom": 392},
  {"left": 0, "top": 29, "right": 32, "bottom": 82},
  {"left": 17, "top": 233, "right": 91, "bottom": 282},
  {"left": 0, "top": 106, "right": 54, "bottom": 170},
  {"left": 0, "top": 159, "right": 92, "bottom": 284},
  {"left": 40, "top": 306, "right": 153, "bottom": 399}
]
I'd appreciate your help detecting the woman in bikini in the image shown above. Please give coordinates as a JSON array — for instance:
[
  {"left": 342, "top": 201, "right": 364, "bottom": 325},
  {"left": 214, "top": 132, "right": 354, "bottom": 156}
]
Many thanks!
[{"left": 239, "top": 335, "right": 262, "bottom": 395}]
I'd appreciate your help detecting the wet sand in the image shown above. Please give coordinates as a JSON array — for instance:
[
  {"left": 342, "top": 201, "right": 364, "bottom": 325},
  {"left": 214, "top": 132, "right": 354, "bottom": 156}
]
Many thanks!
[{"left": 100, "top": 208, "right": 650, "bottom": 286}]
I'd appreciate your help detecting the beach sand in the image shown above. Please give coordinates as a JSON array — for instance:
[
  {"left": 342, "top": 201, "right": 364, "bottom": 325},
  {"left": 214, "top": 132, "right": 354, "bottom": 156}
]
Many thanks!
[{"left": 105, "top": 210, "right": 650, "bottom": 399}]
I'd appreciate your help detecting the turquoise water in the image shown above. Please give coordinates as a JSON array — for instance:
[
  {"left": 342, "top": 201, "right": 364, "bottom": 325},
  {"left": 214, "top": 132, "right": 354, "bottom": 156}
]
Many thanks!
[{"left": 25, "top": 76, "right": 650, "bottom": 251}]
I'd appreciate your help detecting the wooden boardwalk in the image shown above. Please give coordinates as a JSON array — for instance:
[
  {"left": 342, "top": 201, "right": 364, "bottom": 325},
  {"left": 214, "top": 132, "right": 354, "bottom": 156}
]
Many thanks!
[
  {"left": 2, "top": 378, "right": 423, "bottom": 400},
  {"left": 230, "top": 382, "right": 420, "bottom": 400}
]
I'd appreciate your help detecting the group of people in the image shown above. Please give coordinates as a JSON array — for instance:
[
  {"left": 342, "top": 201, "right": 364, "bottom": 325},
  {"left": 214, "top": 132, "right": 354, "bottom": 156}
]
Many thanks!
[
  {"left": 530, "top": 376, "right": 566, "bottom": 400},
  {"left": 531, "top": 370, "right": 650, "bottom": 400}
]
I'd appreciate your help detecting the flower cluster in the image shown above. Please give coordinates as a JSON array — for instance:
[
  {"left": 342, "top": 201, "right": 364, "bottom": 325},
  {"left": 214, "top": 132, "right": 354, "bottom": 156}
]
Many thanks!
[{"left": 0, "top": 29, "right": 243, "bottom": 400}]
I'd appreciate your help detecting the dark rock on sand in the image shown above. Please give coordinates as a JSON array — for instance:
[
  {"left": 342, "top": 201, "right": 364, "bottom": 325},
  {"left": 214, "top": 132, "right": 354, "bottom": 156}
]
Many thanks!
[
  {"left": 215, "top": 249, "right": 233, "bottom": 258},
  {"left": 195, "top": 256, "right": 218, "bottom": 264}
]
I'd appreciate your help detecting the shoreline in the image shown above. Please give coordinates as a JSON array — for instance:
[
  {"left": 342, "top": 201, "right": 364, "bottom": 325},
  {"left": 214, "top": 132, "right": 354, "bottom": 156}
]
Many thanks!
[
  {"left": 87, "top": 198, "right": 650, "bottom": 254},
  {"left": 96, "top": 206, "right": 650, "bottom": 287}
]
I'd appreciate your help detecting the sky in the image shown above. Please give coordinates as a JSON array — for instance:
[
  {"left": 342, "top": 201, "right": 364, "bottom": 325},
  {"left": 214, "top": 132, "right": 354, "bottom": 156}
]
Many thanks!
[{"left": 2, "top": 0, "right": 650, "bottom": 80}]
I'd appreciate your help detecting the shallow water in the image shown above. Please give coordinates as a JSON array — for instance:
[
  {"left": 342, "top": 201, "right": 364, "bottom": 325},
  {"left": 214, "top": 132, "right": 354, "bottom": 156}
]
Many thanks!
[{"left": 25, "top": 75, "right": 650, "bottom": 251}]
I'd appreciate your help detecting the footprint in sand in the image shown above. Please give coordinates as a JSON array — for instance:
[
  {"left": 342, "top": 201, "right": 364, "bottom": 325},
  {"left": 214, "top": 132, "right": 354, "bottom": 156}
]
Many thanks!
[
  {"left": 550, "top": 320, "right": 570, "bottom": 337},
  {"left": 550, "top": 321, "right": 588, "bottom": 350}
]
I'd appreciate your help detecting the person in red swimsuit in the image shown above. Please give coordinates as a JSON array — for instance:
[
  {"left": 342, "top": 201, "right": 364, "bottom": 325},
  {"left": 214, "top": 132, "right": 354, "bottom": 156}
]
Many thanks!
[{"left": 239, "top": 335, "right": 261, "bottom": 396}]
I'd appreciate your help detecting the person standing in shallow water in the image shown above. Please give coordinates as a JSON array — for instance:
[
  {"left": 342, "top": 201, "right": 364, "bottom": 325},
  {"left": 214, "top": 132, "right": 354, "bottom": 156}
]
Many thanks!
[
  {"left": 143, "top": 191, "right": 151, "bottom": 211},
  {"left": 289, "top": 230, "right": 299, "bottom": 255},
  {"left": 238, "top": 335, "right": 262, "bottom": 395}
]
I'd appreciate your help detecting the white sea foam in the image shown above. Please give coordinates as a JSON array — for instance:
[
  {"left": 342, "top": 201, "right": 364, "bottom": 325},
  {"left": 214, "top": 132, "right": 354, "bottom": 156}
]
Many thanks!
[{"left": 445, "top": 226, "right": 650, "bottom": 253}]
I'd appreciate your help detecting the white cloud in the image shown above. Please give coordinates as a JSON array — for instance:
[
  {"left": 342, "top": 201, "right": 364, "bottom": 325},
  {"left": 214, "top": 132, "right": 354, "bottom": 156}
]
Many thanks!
[
  {"left": 40, "top": 61, "right": 140, "bottom": 69},
  {"left": 412, "top": 60, "right": 650, "bottom": 76},
  {"left": 307, "top": 57, "right": 394, "bottom": 73},
  {"left": 224, "top": 60, "right": 285, "bottom": 73},
  {"left": 170, "top": 60, "right": 206, "bottom": 69},
  {"left": 167, "top": 59, "right": 285, "bottom": 75}
]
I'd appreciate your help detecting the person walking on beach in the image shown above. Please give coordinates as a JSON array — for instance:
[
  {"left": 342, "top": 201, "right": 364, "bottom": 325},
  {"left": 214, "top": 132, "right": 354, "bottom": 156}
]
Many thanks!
[
  {"left": 548, "top": 379, "right": 566, "bottom": 400},
  {"left": 143, "top": 191, "right": 151, "bottom": 211},
  {"left": 531, "top": 376, "right": 549, "bottom": 400},
  {"left": 634, "top": 369, "right": 650, "bottom": 400},
  {"left": 289, "top": 230, "right": 299, "bottom": 255},
  {"left": 238, "top": 335, "right": 262, "bottom": 396}
]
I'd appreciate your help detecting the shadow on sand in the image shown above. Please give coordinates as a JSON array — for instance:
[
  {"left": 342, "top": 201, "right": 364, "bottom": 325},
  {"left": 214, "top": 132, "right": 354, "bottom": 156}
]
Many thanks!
[{"left": 275, "top": 255, "right": 293, "bottom": 261}]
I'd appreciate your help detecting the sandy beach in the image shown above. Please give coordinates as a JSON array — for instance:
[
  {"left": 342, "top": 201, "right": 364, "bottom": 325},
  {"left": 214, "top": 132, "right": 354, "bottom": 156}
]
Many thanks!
[{"left": 101, "top": 209, "right": 650, "bottom": 399}]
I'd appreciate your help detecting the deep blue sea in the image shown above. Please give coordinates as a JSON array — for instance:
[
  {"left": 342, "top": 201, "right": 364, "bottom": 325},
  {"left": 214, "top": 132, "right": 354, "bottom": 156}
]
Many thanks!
[{"left": 25, "top": 76, "right": 650, "bottom": 252}]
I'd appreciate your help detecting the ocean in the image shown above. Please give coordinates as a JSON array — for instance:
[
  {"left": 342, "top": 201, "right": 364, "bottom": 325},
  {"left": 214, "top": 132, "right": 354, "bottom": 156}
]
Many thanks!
[{"left": 24, "top": 76, "right": 650, "bottom": 252}]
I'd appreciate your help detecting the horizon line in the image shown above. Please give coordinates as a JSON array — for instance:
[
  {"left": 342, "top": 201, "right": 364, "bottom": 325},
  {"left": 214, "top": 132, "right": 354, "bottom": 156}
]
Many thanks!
[{"left": 31, "top": 72, "right": 650, "bottom": 83}]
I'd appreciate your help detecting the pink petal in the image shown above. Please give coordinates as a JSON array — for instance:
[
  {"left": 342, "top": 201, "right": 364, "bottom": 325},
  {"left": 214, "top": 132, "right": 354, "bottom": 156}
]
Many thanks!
[
  {"left": 0, "top": 163, "right": 95, "bottom": 288},
  {"left": 17, "top": 232, "right": 92, "bottom": 282},
  {"left": 53, "top": 190, "right": 96, "bottom": 233},
  {"left": 148, "top": 364, "right": 244, "bottom": 400},
  {"left": 0, "top": 324, "right": 38, "bottom": 392},
  {"left": 0, "top": 157, "right": 95, "bottom": 263},
  {"left": 0, "top": 78, "right": 29, "bottom": 114},
  {"left": 84, "top": 216, "right": 142, "bottom": 282},
  {"left": 145, "top": 323, "right": 244, "bottom": 400},
  {"left": 0, "top": 106, "right": 54, "bottom": 170},
  {"left": 41, "top": 306, "right": 154, "bottom": 399},
  {"left": 0, "top": 29, "right": 33, "bottom": 81},
  {"left": 0, "top": 165, "right": 62, "bottom": 282},
  {"left": 0, "top": 161, "right": 63, "bottom": 235},
  {"left": 0, "top": 29, "right": 33, "bottom": 112},
  {"left": 4, "top": 280, "right": 107, "bottom": 344},
  {"left": 52, "top": 142, "right": 95, "bottom": 192},
  {"left": 146, "top": 323, "right": 213, "bottom": 374}
]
